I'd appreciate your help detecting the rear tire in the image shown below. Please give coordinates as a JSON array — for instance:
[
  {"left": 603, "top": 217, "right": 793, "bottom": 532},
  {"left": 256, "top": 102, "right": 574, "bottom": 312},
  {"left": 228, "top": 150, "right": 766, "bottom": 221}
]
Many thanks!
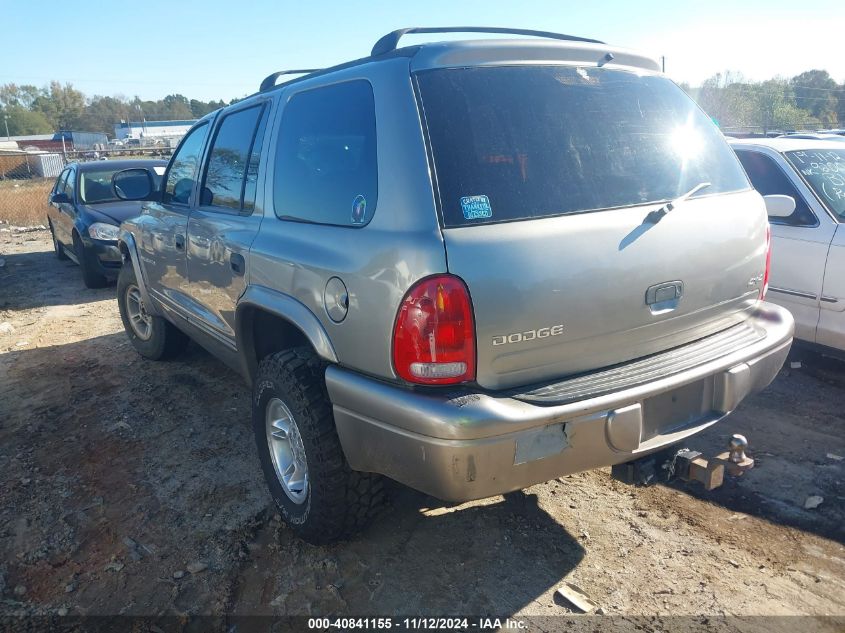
[
  {"left": 50, "top": 222, "right": 68, "bottom": 260},
  {"left": 73, "top": 231, "right": 108, "bottom": 289},
  {"left": 117, "top": 263, "right": 188, "bottom": 360},
  {"left": 253, "top": 347, "right": 385, "bottom": 544}
]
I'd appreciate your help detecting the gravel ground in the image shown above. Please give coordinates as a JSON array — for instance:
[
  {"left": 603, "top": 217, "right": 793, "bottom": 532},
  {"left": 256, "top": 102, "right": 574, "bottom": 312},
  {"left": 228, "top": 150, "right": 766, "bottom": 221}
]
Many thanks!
[{"left": 0, "top": 230, "right": 843, "bottom": 630}]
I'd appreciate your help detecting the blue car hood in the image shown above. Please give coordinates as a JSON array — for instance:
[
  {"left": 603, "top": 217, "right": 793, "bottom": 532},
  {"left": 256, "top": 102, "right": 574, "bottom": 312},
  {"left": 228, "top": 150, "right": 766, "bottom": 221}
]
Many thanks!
[{"left": 83, "top": 200, "right": 147, "bottom": 225}]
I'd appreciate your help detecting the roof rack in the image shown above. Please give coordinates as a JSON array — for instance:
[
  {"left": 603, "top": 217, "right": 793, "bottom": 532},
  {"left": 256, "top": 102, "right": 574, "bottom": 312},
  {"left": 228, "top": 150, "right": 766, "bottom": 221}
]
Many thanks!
[
  {"left": 260, "top": 69, "right": 323, "bottom": 92},
  {"left": 371, "top": 27, "right": 605, "bottom": 57}
]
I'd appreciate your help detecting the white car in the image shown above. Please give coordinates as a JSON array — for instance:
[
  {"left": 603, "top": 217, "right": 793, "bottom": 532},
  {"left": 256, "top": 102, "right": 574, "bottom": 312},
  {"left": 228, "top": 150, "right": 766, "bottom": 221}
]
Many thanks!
[{"left": 731, "top": 138, "right": 845, "bottom": 354}]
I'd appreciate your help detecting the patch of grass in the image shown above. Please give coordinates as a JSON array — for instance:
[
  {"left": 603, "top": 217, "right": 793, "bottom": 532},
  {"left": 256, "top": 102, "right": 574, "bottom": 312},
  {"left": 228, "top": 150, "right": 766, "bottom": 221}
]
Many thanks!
[{"left": 0, "top": 178, "right": 54, "bottom": 226}]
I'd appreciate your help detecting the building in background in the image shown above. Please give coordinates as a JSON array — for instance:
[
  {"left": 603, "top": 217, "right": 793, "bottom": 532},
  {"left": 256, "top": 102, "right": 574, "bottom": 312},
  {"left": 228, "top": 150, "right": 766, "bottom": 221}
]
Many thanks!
[
  {"left": 114, "top": 120, "right": 196, "bottom": 141},
  {"left": 5, "top": 131, "right": 108, "bottom": 152}
]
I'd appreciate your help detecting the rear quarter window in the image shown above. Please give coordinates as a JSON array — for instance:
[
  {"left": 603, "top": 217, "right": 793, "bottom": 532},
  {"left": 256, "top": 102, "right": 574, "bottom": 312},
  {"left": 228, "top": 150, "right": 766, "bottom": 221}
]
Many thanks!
[
  {"left": 273, "top": 80, "right": 378, "bottom": 227},
  {"left": 416, "top": 66, "right": 750, "bottom": 227}
]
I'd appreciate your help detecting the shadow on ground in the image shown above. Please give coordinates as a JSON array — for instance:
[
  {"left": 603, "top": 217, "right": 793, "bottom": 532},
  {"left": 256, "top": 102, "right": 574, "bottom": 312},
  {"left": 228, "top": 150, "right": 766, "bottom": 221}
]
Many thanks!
[
  {"left": 662, "top": 350, "right": 845, "bottom": 545},
  {"left": 0, "top": 246, "right": 114, "bottom": 312},
  {"left": 1, "top": 332, "right": 584, "bottom": 618}
]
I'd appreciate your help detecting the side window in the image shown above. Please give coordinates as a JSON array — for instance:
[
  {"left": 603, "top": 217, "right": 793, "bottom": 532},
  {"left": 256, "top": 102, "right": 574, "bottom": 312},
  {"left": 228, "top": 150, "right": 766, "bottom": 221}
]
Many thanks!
[
  {"left": 200, "top": 104, "right": 266, "bottom": 212},
  {"left": 735, "top": 150, "right": 816, "bottom": 227},
  {"left": 273, "top": 80, "right": 378, "bottom": 226},
  {"left": 163, "top": 122, "right": 210, "bottom": 205},
  {"left": 54, "top": 170, "right": 69, "bottom": 195},
  {"left": 243, "top": 107, "right": 270, "bottom": 213},
  {"left": 64, "top": 168, "right": 76, "bottom": 201}
]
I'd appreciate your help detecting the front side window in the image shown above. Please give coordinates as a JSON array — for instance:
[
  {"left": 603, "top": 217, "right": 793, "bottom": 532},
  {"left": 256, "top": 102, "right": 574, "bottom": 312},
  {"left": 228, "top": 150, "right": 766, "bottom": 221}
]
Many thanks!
[
  {"left": 163, "top": 122, "right": 209, "bottom": 205},
  {"left": 201, "top": 104, "right": 266, "bottom": 212},
  {"left": 273, "top": 80, "right": 378, "bottom": 226},
  {"left": 735, "top": 150, "right": 817, "bottom": 226},
  {"left": 416, "top": 66, "right": 750, "bottom": 227},
  {"left": 64, "top": 168, "right": 76, "bottom": 201},
  {"left": 54, "top": 170, "right": 70, "bottom": 195},
  {"left": 786, "top": 149, "right": 845, "bottom": 221}
]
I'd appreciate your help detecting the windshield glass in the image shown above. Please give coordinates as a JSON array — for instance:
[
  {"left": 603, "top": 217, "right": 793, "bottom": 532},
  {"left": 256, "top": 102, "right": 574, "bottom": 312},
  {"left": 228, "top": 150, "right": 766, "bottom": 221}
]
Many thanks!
[
  {"left": 80, "top": 167, "right": 162, "bottom": 204},
  {"left": 416, "top": 66, "right": 750, "bottom": 227},
  {"left": 785, "top": 149, "right": 845, "bottom": 220}
]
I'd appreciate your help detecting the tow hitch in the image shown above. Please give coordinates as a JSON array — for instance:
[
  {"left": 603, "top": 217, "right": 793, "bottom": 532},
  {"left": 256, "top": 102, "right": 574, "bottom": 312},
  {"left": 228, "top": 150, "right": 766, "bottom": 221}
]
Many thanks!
[{"left": 611, "top": 434, "right": 754, "bottom": 491}]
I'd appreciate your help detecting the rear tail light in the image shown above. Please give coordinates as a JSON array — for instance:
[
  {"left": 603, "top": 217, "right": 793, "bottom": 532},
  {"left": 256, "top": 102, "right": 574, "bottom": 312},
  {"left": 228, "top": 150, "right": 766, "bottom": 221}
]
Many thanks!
[
  {"left": 761, "top": 224, "right": 771, "bottom": 300},
  {"left": 392, "top": 275, "right": 476, "bottom": 385}
]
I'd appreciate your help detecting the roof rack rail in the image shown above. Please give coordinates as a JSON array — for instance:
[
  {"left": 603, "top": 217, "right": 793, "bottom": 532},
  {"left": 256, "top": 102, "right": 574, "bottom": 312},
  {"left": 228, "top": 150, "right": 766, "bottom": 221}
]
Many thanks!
[
  {"left": 371, "top": 26, "right": 605, "bottom": 57},
  {"left": 260, "top": 69, "right": 323, "bottom": 92}
]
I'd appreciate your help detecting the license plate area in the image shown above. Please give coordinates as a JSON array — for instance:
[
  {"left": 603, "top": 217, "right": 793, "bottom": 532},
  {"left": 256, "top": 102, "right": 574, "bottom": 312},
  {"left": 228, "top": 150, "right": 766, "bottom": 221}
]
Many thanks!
[{"left": 641, "top": 378, "right": 713, "bottom": 442}]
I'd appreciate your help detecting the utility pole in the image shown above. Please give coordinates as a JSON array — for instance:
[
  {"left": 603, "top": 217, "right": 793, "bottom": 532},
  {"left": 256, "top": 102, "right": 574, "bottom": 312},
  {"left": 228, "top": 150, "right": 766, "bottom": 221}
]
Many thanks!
[
  {"left": 661, "top": 56, "right": 666, "bottom": 73},
  {"left": 136, "top": 104, "right": 147, "bottom": 139},
  {"left": 3, "top": 115, "right": 9, "bottom": 140}
]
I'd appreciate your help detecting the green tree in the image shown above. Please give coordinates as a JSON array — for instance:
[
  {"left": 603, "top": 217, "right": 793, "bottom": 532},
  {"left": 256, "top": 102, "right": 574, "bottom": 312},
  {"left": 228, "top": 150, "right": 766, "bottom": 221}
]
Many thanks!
[
  {"left": 160, "top": 94, "right": 193, "bottom": 119},
  {"left": 0, "top": 84, "right": 43, "bottom": 110},
  {"left": 189, "top": 98, "right": 226, "bottom": 118},
  {"left": 0, "top": 105, "right": 53, "bottom": 135},
  {"left": 31, "top": 82, "right": 86, "bottom": 130},
  {"left": 696, "top": 71, "right": 758, "bottom": 128},
  {"left": 79, "top": 96, "right": 134, "bottom": 136},
  {"left": 790, "top": 70, "right": 840, "bottom": 124},
  {"left": 757, "top": 78, "right": 819, "bottom": 131}
]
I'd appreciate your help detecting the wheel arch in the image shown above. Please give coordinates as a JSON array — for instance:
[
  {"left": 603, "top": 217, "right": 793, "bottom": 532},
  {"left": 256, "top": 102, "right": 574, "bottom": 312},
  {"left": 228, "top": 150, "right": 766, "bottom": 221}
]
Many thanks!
[
  {"left": 236, "top": 286, "right": 338, "bottom": 384},
  {"left": 116, "top": 229, "right": 160, "bottom": 316}
]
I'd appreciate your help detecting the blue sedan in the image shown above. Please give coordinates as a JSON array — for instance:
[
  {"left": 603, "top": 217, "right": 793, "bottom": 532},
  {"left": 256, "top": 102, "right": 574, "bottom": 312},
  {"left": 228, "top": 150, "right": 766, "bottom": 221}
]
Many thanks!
[{"left": 47, "top": 159, "right": 166, "bottom": 287}]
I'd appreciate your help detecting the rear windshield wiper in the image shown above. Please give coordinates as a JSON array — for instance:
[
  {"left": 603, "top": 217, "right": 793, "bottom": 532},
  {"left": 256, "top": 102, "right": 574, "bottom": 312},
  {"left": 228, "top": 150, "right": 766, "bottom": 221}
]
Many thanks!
[{"left": 646, "top": 182, "right": 711, "bottom": 224}]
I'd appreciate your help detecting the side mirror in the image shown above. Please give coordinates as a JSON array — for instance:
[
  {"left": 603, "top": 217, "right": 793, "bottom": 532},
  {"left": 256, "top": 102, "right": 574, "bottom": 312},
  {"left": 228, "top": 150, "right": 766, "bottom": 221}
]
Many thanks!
[
  {"left": 51, "top": 192, "right": 71, "bottom": 204},
  {"left": 763, "top": 194, "right": 796, "bottom": 218},
  {"left": 113, "top": 168, "right": 155, "bottom": 201}
]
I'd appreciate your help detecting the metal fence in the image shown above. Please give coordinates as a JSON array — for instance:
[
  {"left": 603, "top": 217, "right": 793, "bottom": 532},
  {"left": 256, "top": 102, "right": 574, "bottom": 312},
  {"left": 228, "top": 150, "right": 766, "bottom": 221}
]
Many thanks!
[
  {"left": 0, "top": 152, "right": 63, "bottom": 180},
  {"left": 0, "top": 176, "right": 54, "bottom": 228},
  {"left": 0, "top": 147, "right": 175, "bottom": 229}
]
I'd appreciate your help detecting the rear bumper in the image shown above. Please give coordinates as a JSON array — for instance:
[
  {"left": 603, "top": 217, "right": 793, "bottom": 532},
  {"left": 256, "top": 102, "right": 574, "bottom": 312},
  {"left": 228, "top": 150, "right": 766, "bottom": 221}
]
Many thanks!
[{"left": 326, "top": 303, "right": 794, "bottom": 501}]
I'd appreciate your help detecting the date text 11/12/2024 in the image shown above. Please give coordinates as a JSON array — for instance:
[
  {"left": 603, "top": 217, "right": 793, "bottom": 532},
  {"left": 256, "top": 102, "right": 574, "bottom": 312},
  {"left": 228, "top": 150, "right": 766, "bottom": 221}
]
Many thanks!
[{"left": 307, "top": 617, "right": 528, "bottom": 630}]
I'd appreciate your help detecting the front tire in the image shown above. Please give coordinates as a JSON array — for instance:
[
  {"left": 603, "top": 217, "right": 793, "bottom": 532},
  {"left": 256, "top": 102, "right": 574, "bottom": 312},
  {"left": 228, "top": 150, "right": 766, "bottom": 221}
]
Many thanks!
[
  {"left": 117, "top": 263, "right": 188, "bottom": 360},
  {"left": 73, "top": 231, "right": 108, "bottom": 289},
  {"left": 253, "top": 347, "right": 384, "bottom": 544}
]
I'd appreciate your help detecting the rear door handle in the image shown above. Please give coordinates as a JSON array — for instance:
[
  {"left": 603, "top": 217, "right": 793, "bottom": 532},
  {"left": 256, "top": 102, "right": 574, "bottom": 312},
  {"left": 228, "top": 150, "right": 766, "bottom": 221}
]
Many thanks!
[
  {"left": 230, "top": 252, "right": 245, "bottom": 276},
  {"left": 175, "top": 234, "right": 185, "bottom": 250}
]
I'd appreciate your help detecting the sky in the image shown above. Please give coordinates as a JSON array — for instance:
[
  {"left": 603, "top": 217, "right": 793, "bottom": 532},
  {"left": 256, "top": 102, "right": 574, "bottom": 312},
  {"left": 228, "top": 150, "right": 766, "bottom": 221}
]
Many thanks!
[{"left": 1, "top": 0, "right": 843, "bottom": 102}]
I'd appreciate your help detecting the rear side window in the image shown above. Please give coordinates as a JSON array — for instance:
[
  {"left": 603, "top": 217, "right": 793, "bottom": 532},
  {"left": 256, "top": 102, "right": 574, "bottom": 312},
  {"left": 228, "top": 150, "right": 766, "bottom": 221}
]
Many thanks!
[
  {"left": 163, "top": 122, "right": 209, "bottom": 205},
  {"left": 734, "top": 150, "right": 816, "bottom": 226},
  {"left": 416, "top": 66, "right": 750, "bottom": 227},
  {"left": 200, "top": 103, "right": 267, "bottom": 212},
  {"left": 243, "top": 107, "right": 270, "bottom": 213},
  {"left": 273, "top": 80, "right": 378, "bottom": 226}
]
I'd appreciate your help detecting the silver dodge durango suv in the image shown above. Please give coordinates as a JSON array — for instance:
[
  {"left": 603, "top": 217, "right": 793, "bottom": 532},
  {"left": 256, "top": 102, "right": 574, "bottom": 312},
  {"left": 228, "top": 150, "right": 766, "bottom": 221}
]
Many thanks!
[{"left": 114, "top": 27, "right": 794, "bottom": 543}]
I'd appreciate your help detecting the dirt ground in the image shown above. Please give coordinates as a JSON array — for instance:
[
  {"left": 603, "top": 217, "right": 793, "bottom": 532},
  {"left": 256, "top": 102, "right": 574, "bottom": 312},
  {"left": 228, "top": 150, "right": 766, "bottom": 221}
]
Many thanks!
[{"left": 1, "top": 230, "right": 843, "bottom": 630}]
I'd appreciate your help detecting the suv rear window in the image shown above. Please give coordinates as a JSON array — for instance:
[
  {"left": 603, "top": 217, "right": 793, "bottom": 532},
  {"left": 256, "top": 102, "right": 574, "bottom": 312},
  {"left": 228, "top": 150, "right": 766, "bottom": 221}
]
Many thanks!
[{"left": 416, "top": 66, "right": 749, "bottom": 227}]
